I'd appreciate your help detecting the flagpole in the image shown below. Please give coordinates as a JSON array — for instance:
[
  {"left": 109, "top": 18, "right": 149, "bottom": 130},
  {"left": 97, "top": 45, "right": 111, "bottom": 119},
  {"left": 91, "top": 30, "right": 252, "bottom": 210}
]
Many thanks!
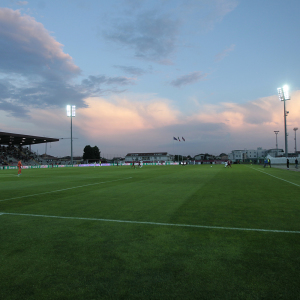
[{"left": 172, "top": 137, "right": 175, "bottom": 163}]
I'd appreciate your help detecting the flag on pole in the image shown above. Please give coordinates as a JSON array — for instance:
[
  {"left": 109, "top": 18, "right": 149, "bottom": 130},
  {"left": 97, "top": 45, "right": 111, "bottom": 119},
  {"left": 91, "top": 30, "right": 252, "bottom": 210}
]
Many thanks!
[
  {"left": 173, "top": 137, "right": 177, "bottom": 140},
  {"left": 178, "top": 137, "right": 181, "bottom": 141},
  {"left": 182, "top": 137, "right": 185, "bottom": 141}
]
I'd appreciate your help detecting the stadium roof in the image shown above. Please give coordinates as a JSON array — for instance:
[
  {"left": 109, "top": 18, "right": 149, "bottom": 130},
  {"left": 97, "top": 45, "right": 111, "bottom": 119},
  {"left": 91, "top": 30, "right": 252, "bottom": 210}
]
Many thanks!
[{"left": 0, "top": 131, "right": 59, "bottom": 146}]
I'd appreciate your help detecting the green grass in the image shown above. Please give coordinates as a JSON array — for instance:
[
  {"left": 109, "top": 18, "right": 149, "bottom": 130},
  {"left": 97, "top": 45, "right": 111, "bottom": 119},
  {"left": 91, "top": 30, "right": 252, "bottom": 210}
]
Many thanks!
[{"left": 0, "top": 164, "right": 300, "bottom": 299}]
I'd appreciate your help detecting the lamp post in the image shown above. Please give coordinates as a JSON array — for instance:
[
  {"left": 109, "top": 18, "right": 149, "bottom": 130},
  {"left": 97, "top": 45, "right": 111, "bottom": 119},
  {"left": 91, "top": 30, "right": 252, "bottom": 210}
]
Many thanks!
[
  {"left": 274, "top": 131, "right": 279, "bottom": 157},
  {"left": 67, "top": 105, "right": 76, "bottom": 165},
  {"left": 293, "top": 127, "right": 298, "bottom": 154},
  {"left": 277, "top": 85, "right": 290, "bottom": 158}
]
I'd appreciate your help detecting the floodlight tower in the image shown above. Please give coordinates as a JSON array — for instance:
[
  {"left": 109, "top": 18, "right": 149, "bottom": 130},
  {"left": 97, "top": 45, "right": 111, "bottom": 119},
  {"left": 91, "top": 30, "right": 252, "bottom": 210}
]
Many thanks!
[
  {"left": 274, "top": 131, "right": 279, "bottom": 157},
  {"left": 293, "top": 127, "right": 298, "bottom": 154},
  {"left": 67, "top": 105, "right": 76, "bottom": 165},
  {"left": 277, "top": 85, "right": 290, "bottom": 158}
]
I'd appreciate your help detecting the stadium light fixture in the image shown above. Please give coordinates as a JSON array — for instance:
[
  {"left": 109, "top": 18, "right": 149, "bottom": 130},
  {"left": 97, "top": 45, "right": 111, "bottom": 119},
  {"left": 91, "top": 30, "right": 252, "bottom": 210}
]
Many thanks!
[
  {"left": 283, "top": 85, "right": 290, "bottom": 100},
  {"left": 67, "top": 105, "right": 76, "bottom": 165},
  {"left": 277, "top": 85, "right": 290, "bottom": 158}
]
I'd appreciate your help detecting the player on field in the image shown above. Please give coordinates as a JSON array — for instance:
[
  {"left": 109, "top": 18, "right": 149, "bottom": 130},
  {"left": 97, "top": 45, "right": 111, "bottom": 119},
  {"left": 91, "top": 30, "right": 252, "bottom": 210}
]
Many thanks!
[
  {"left": 131, "top": 160, "right": 135, "bottom": 169},
  {"left": 17, "top": 160, "right": 22, "bottom": 176}
]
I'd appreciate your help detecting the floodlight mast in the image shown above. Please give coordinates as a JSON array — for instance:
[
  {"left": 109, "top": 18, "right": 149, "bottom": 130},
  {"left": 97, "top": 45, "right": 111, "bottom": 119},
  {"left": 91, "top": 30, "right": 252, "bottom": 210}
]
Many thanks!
[
  {"left": 274, "top": 131, "right": 279, "bottom": 157},
  {"left": 67, "top": 105, "right": 76, "bottom": 165},
  {"left": 294, "top": 127, "right": 298, "bottom": 154},
  {"left": 277, "top": 86, "right": 290, "bottom": 158}
]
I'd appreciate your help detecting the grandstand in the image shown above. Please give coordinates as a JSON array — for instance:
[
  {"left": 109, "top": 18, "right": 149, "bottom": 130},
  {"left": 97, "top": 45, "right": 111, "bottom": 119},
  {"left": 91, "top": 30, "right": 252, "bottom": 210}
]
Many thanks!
[{"left": 0, "top": 131, "right": 59, "bottom": 166}]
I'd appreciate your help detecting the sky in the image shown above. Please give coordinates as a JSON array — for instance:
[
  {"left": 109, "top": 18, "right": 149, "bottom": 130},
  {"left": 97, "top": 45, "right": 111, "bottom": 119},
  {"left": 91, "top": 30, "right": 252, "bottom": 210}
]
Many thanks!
[{"left": 1, "top": 0, "right": 300, "bottom": 158}]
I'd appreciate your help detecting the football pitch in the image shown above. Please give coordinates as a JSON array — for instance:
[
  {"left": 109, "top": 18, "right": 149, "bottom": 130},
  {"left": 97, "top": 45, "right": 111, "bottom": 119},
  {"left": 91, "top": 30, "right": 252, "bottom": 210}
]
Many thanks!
[{"left": 0, "top": 164, "right": 300, "bottom": 299}]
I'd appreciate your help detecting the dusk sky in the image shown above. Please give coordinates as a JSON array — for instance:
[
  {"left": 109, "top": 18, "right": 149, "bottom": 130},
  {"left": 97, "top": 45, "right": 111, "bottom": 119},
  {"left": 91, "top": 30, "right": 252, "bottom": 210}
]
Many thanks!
[{"left": 1, "top": 0, "right": 300, "bottom": 158}]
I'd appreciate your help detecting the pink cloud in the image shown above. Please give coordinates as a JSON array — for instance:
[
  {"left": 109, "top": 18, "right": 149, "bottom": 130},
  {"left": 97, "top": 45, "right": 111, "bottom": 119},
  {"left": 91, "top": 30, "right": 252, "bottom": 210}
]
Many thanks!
[
  {"left": 8, "top": 90, "right": 299, "bottom": 157},
  {"left": 187, "top": 91, "right": 300, "bottom": 135},
  {"left": 26, "top": 90, "right": 300, "bottom": 142},
  {"left": 77, "top": 96, "right": 181, "bottom": 137}
]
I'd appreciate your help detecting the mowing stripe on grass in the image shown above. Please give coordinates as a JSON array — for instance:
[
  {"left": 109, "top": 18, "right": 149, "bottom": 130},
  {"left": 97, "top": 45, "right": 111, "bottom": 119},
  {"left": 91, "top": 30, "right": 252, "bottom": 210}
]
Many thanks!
[
  {"left": 250, "top": 167, "right": 300, "bottom": 187},
  {"left": 1, "top": 212, "right": 300, "bottom": 234},
  {"left": 0, "top": 177, "right": 132, "bottom": 202}
]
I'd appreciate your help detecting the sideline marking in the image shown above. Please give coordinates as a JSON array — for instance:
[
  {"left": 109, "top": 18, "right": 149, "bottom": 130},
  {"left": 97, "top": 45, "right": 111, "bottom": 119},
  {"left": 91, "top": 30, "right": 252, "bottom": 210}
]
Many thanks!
[
  {"left": 0, "top": 174, "right": 17, "bottom": 176},
  {"left": 1, "top": 212, "right": 300, "bottom": 234},
  {"left": 250, "top": 167, "right": 300, "bottom": 187},
  {"left": 0, "top": 177, "right": 132, "bottom": 202}
]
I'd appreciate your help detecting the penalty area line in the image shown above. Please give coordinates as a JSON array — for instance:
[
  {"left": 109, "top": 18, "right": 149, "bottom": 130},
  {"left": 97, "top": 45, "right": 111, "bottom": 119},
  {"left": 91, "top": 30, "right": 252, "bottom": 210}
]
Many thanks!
[
  {"left": 1, "top": 212, "right": 300, "bottom": 234},
  {"left": 0, "top": 177, "right": 132, "bottom": 202},
  {"left": 250, "top": 167, "right": 300, "bottom": 187}
]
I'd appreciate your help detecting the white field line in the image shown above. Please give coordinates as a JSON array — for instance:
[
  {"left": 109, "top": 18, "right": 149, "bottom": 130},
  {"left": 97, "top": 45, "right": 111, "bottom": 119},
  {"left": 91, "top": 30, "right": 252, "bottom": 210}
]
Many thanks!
[
  {"left": 250, "top": 167, "right": 300, "bottom": 187},
  {"left": 0, "top": 174, "right": 17, "bottom": 176},
  {"left": 0, "top": 177, "right": 132, "bottom": 202},
  {"left": 1, "top": 212, "right": 300, "bottom": 234}
]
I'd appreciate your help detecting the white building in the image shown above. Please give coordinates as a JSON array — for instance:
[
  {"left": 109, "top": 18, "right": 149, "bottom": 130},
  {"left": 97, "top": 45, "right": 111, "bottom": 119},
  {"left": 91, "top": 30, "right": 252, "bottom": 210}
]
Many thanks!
[
  {"left": 228, "top": 150, "right": 246, "bottom": 162},
  {"left": 125, "top": 152, "right": 174, "bottom": 162},
  {"left": 228, "top": 147, "right": 271, "bottom": 162},
  {"left": 245, "top": 147, "right": 267, "bottom": 160},
  {"left": 266, "top": 148, "right": 284, "bottom": 157}
]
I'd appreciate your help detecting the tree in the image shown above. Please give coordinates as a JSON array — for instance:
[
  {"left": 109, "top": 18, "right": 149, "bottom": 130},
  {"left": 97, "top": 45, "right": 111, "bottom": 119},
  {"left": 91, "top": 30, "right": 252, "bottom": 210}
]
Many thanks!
[
  {"left": 83, "top": 145, "right": 101, "bottom": 161},
  {"left": 93, "top": 146, "right": 100, "bottom": 160}
]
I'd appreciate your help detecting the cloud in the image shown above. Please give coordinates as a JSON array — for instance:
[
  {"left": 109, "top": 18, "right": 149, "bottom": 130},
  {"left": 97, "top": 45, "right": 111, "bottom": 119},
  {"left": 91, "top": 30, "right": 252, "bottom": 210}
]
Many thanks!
[
  {"left": 0, "top": 100, "right": 29, "bottom": 118},
  {"left": 74, "top": 92, "right": 286, "bottom": 139},
  {"left": 215, "top": 44, "right": 235, "bottom": 62},
  {"left": 197, "top": 0, "right": 239, "bottom": 31},
  {"left": 77, "top": 95, "right": 181, "bottom": 136},
  {"left": 80, "top": 75, "right": 136, "bottom": 96},
  {"left": 103, "top": 10, "right": 180, "bottom": 63},
  {"left": 0, "top": 8, "right": 86, "bottom": 116},
  {"left": 162, "top": 0, "right": 239, "bottom": 35},
  {"left": 16, "top": 1, "right": 28, "bottom": 5},
  {"left": 101, "top": 0, "right": 238, "bottom": 64},
  {"left": 17, "top": 90, "right": 300, "bottom": 157},
  {"left": 0, "top": 8, "right": 80, "bottom": 79},
  {"left": 70, "top": 92, "right": 295, "bottom": 155},
  {"left": 170, "top": 71, "right": 208, "bottom": 87},
  {"left": 187, "top": 92, "right": 300, "bottom": 137},
  {"left": 113, "top": 65, "right": 147, "bottom": 76},
  {"left": 213, "top": 0, "right": 238, "bottom": 21},
  {"left": 0, "top": 8, "right": 137, "bottom": 117},
  {"left": 82, "top": 75, "right": 136, "bottom": 87}
]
